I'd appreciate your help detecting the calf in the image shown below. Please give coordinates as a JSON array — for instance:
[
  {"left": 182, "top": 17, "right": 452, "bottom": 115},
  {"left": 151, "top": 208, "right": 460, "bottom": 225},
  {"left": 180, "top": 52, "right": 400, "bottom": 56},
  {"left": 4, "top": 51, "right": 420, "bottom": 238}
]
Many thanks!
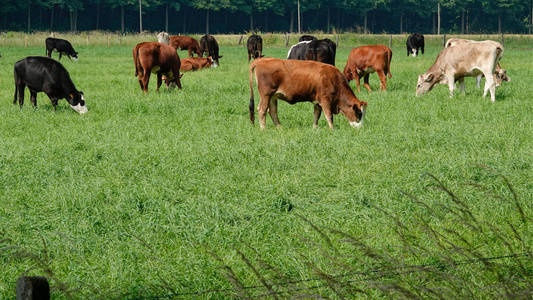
[
  {"left": 416, "top": 40, "right": 504, "bottom": 102},
  {"left": 45, "top": 37, "right": 78, "bottom": 60},
  {"left": 287, "top": 38, "right": 336, "bottom": 66},
  {"left": 406, "top": 33, "right": 424, "bottom": 57},
  {"left": 180, "top": 57, "right": 214, "bottom": 71},
  {"left": 13, "top": 56, "right": 87, "bottom": 114},
  {"left": 249, "top": 58, "right": 367, "bottom": 130},
  {"left": 445, "top": 38, "right": 510, "bottom": 88},
  {"left": 343, "top": 45, "right": 392, "bottom": 92},
  {"left": 157, "top": 31, "right": 170, "bottom": 44},
  {"left": 169, "top": 35, "right": 202, "bottom": 57},
  {"left": 199, "top": 35, "right": 222, "bottom": 66},
  {"left": 247, "top": 34, "right": 264, "bottom": 62},
  {"left": 133, "top": 42, "right": 182, "bottom": 92},
  {"left": 299, "top": 35, "right": 317, "bottom": 42}
]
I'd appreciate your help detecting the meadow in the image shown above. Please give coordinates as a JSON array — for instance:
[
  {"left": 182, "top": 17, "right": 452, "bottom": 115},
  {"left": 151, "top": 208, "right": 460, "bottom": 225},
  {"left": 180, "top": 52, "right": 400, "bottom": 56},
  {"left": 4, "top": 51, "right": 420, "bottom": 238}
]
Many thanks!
[{"left": 0, "top": 33, "right": 532, "bottom": 298}]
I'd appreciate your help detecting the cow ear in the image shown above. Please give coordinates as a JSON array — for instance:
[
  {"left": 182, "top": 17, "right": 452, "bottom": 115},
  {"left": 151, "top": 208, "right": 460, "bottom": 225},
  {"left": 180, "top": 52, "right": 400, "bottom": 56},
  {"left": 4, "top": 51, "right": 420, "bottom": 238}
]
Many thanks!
[
  {"left": 68, "top": 93, "right": 74, "bottom": 100},
  {"left": 425, "top": 74, "right": 434, "bottom": 82},
  {"left": 218, "top": 55, "right": 223, "bottom": 58}
]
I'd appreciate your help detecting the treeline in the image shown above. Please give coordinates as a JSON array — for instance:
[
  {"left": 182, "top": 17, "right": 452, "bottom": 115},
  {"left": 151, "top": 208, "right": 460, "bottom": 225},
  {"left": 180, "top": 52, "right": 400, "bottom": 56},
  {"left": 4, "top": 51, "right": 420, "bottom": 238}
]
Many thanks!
[{"left": 1, "top": 0, "right": 532, "bottom": 34}]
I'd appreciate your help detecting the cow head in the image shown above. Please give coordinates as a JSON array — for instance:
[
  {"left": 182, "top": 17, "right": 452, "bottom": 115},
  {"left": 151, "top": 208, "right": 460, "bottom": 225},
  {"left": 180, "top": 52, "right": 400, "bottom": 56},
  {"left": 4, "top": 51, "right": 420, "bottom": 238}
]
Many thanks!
[
  {"left": 71, "top": 52, "right": 79, "bottom": 61},
  {"left": 164, "top": 73, "right": 183, "bottom": 90},
  {"left": 206, "top": 56, "right": 214, "bottom": 68},
  {"left": 411, "top": 49, "right": 418, "bottom": 57},
  {"left": 495, "top": 68, "right": 510, "bottom": 87},
  {"left": 67, "top": 91, "right": 88, "bottom": 114},
  {"left": 416, "top": 72, "right": 440, "bottom": 96},
  {"left": 339, "top": 98, "right": 367, "bottom": 129},
  {"left": 157, "top": 32, "right": 170, "bottom": 44}
]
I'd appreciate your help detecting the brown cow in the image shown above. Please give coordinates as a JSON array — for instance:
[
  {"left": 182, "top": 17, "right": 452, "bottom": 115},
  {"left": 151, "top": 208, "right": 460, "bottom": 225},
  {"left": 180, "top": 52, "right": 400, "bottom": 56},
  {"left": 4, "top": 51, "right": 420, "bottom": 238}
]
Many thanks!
[
  {"left": 249, "top": 58, "right": 367, "bottom": 130},
  {"left": 180, "top": 57, "right": 214, "bottom": 72},
  {"left": 169, "top": 35, "right": 202, "bottom": 57},
  {"left": 133, "top": 42, "right": 182, "bottom": 92},
  {"left": 343, "top": 45, "right": 392, "bottom": 93}
]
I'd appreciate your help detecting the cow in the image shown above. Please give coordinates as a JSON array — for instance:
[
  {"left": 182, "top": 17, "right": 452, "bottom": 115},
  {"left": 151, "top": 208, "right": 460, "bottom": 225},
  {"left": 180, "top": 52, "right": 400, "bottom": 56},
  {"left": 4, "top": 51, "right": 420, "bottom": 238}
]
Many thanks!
[
  {"left": 13, "top": 56, "right": 87, "bottom": 114},
  {"left": 157, "top": 31, "right": 170, "bottom": 44},
  {"left": 343, "top": 45, "right": 392, "bottom": 93},
  {"left": 416, "top": 40, "right": 504, "bottom": 102},
  {"left": 199, "top": 35, "right": 222, "bottom": 66},
  {"left": 299, "top": 35, "right": 317, "bottom": 42},
  {"left": 287, "top": 38, "right": 336, "bottom": 66},
  {"left": 247, "top": 34, "right": 264, "bottom": 62},
  {"left": 45, "top": 37, "right": 78, "bottom": 60},
  {"left": 169, "top": 35, "right": 202, "bottom": 57},
  {"left": 248, "top": 58, "right": 367, "bottom": 130},
  {"left": 180, "top": 57, "right": 214, "bottom": 71},
  {"left": 133, "top": 42, "right": 182, "bottom": 93},
  {"left": 445, "top": 38, "right": 510, "bottom": 88},
  {"left": 406, "top": 33, "right": 424, "bottom": 57}
]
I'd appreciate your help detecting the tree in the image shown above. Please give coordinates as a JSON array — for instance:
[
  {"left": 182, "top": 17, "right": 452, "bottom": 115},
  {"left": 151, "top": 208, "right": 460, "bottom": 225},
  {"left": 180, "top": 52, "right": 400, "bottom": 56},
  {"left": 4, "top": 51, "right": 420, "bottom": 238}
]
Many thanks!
[{"left": 191, "top": 0, "right": 230, "bottom": 34}]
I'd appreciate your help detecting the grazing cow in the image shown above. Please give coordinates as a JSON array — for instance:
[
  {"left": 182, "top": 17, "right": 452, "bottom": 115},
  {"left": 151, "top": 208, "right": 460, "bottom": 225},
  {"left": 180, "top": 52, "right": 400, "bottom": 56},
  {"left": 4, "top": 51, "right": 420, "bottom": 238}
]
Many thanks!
[
  {"left": 180, "top": 57, "right": 214, "bottom": 71},
  {"left": 13, "top": 56, "right": 88, "bottom": 114},
  {"left": 199, "top": 35, "right": 222, "bottom": 66},
  {"left": 406, "top": 33, "right": 424, "bottom": 57},
  {"left": 157, "top": 31, "right": 170, "bottom": 44},
  {"left": 343, "top": 45, "right": 392, "bottom": 93},
  {"left": 445, "top": 38, "right": 510, "bottom": 88},
  {"left": 287, "top": 38, "right": 336, "bottom": 66},
  {"left": 416, "top": 40, "right": 504, "bottom": 102},
  {"left": 247, "top": 34, "right": 264, "bottom": 62},
  {"left": 169, "top": 35, "right": 202, "bottom": 57},
  {"left": 133, "top": 42, "right": 182, "bottom": 92},
  {"left": 45, "top": 37, "right": 78, "bottom": 60},
  {"left": 249, "top": 58, "right": 367, "bottom": 130},
  {"left": 299, "top": 35, "right": 317, "bottom": 42}
]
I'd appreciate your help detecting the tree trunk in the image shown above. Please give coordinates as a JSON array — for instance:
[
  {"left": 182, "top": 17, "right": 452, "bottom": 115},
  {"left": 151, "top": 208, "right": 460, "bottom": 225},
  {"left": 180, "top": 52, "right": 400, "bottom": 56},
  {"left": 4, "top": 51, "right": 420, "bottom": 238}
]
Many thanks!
[
  {"left": 290, "top": 10, "right": 294, "bottom": 33},
  {"left": 39, "top": 6, "right": 42, "bottom": 29},
  {"left": 432, "top": 12, "right": 435, "bottom": 34},
  {"left": 364, "top": 12, "right": 367, "bottom": 34},
  {"left": 337, "top": 7, "right": 340, "bottom": 31},
  {"left": 264, "top": 11, "right": 268, "bottom": 32},
  {"left": 206, "top": 10, "right": 209, "bottom": 34},
  {"left": 250, "top": 11, "right": 253, "bottom": 32},
  {"left": 437, "top": 2, "right": 441, "bottom": 35},
  {"left": 96, "top": 0, "right": 100, "bottom": 30},
  {"left": 461, "top": 10, "right": 464, "bottom": 34},
  {"left": 466, "top": 9, "right": 469, "bottom": 34},
  {"left": 50, "top": 5, "right": 54, "bottom": 30},
  {"left": 121, "top": 5, "right": 124, "bottom": 33},
  {"left": 531, "top": 0, "right": 533, "bottom": 34},
  {"left": 498, "top": 14, "right": 501, "bottom": 33},
  {"left": 27, "top": 2, "right": 31, "bottom": 33},
  {"left": 139, "top": 0, "right": 142, "bottom": 33},
  {"left": 327, "top": 7, "right": 330, "bottom": 33},
  {"left": 400, "top": 14, "right": 403, "bottom": 34},
  {"left": 297, "top": 0, "right": 301, "bottom": 34},
  {"left": 165, "top": 4, "right": 168, "bottom": 32}
]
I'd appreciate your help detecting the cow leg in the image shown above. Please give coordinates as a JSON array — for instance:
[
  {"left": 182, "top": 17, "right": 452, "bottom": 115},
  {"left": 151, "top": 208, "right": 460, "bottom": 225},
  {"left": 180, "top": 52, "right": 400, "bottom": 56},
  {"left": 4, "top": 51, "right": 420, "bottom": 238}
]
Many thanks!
[
  {"left": 268, "top": 98, "right": 281, "bottom": 128},
  {"left": 458, "top": 78, "right": 465, "bottom": 94},
  {"left": 482, "top": 71, "right": 496, "bottom": 102},
  {"left": 355, "top": 74, "right": 361, "bottom": 93},
  {"left": 363, "top": 74, "right": 372, "bottom": 92},
  {"left": 188, "top": 48, "right": 193, "bottom": 58},
  {"left": 30, "top": 91, "right": 38, "bottom": 108},
  {"left": 59, "top": 53, "right": 62, "bottom": 60},
  {"left": 313, "top": 104, "right": 322, "bottom": 128},
  {"left": 476, "top": 75, "right": 482, "bottom": 89},
  {"left": 322, "top": 105, "right": 334, "bottom": 130},
  {"left": 257, "top": 93, "right": 272, "bottom": 130},
  {"left": 447, "top": 75, "right": 455, "bottom": 98},
  {"left": 248, "top": 53, "right": 251, "bottom": 62},
  {"left": 52, "top": 99, "right": 58, "bottom": 111},
  {"left": 377, "top": 70, "right": 387, "bottom": 91},
  {"left": 156, "top": 73, "right": 162, "bottom": 92},
  {"left": 47, "top": 49, "right": 52, "bottom": 58},
  {"left": 142, "top": 72, "right": 151, "bottom": 93},
  {"left": 17, "top": 84, "right": 25, "bottom": 108}
]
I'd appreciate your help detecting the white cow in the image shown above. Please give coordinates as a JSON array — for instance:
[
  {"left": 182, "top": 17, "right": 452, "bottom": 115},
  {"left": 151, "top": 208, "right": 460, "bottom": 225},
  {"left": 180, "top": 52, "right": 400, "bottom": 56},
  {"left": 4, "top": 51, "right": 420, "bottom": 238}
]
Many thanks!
[{"left": 416, "top": 40, "right": 504, "bottom": 102}]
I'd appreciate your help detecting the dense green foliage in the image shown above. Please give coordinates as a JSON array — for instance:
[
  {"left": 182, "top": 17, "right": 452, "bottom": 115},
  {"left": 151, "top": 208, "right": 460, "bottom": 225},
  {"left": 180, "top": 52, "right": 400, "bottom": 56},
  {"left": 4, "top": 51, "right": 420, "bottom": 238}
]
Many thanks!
[
  {"left": 0, "top": 34, "right": 532, "bottom": 298},
  {"left": 1, "top": 0, "right": 533, "bottom": 34}
]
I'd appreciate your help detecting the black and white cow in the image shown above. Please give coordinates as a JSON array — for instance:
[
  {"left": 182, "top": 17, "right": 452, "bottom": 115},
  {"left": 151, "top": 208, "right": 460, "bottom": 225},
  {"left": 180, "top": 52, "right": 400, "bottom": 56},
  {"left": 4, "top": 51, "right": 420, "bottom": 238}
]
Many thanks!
[
  {"left": 45, "top": 37, "right": 78, "bottom": 60},
  {"left": 287, "top": 38, "right": 336, "bottom": 66},
  {"left": 199, "top": 35, "right": 222, "bottom": 66},
  {"left": 14, "top": 56, "right": 87, "bottom": 114},
  {"left": 406, "top": 33, "right": 424, "bottom": 57},
  {"left": 299, "top": 35, "right": 317, "bottom": 42}
]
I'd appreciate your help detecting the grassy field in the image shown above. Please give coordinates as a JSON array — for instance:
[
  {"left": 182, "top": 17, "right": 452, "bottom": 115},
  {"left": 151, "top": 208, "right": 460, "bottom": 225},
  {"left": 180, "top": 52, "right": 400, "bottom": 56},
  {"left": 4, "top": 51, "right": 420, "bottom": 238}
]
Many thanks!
[{"left": 0, "top": 34, "right": 532, "bottom": 298}]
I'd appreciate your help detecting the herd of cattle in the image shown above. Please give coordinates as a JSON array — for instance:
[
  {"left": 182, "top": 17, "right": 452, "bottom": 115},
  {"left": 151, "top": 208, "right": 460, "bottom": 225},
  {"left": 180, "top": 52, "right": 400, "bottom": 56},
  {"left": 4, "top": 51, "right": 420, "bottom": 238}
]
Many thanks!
[{"left": 11, "top": 33, "right": 510, "bottom": 129}]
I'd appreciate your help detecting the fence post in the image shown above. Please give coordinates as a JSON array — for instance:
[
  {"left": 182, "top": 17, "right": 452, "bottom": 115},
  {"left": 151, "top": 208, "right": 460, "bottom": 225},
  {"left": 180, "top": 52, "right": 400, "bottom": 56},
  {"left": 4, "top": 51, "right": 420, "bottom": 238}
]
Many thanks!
[
  {"left": 24, "top": 35, "right": 28, "bottom": 47},
  {"left": 501, "top": 33, "right": 504, "bottom": 47},
  {"left": 107, "top": 35, "right": 110, "bottom": 47},
  {"left": 238, "top": 35, "right": 243, "bottom": 46},
  {"left": 86, "top": 35, "right": 89, "bottom": 46},
  {"left": 336, "top": 34, "right": 339, "bottom": 46},
  {"left": 443, "top": 34, "right": 446, "bottom": 47},
  {"left": 285, "top": 33, "right": 289, "bottom": 47},
  {"left": 389, "top": 35, "right": 392, "bottom": 49}
]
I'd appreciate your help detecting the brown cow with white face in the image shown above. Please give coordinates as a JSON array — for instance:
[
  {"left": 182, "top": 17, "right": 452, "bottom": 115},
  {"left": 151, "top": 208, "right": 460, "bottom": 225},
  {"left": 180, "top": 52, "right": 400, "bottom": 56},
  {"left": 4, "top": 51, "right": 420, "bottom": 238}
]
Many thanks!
[
  {"left": 445, "top": 38, "right": 510, "bottom": 88},
  {"left": 343, "top": 45, "right": 392, "bottom": 93},
  {"left": 180, "top": 57, "right": 214, "bottom": 71},
  {"left": 416, "top": 40, "right": 503, "bottom": 102},
  {"left": 133, "top": 42, "right": 182, "bottom": 93},
  {"left": 249, "top": 58, "right": 367, "bottom": 130}
]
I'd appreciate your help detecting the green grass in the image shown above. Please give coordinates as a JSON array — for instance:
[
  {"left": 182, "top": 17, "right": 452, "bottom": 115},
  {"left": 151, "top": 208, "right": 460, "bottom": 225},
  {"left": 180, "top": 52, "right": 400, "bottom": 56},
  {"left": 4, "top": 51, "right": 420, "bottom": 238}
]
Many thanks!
[{"left": 0, "top": 35, "right": 532, "bottom": 298}]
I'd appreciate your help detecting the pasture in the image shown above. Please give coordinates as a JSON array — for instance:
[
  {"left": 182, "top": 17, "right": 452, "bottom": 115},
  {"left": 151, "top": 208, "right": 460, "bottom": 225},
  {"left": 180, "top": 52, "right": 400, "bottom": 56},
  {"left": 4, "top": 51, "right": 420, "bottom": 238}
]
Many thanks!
[{"left": 0, "top": 33, "right": 532, "bottom": 298}]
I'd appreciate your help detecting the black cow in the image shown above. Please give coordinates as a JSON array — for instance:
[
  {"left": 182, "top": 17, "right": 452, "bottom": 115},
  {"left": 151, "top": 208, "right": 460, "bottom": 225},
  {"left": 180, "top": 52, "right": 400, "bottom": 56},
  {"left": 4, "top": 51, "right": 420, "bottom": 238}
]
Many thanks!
[
  {"left": 247, "top": 34, "right": 264, "bottom": 62},
  {"left": 287, "top": 38, "right": 336, "bottom": 66},
  {"left": 406, "top": 33, "right": 424, "bottom": 57},
  {"left": 45, "top": 37, "right": 78, "bottom": 60},
  {"left": 299, "top": 35, "right": 317, "bottom": 42},
  {"left": 13, "top": 56, "right": 87, "bottom": 114},
  {"left": 199, "top": 35, "right": 222, "bottom": 66}
]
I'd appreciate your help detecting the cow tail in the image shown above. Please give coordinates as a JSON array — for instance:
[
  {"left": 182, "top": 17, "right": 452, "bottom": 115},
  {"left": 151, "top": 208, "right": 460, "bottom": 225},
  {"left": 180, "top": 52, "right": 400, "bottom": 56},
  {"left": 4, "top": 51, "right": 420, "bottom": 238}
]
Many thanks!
[
  {"left": 249, "top": 61, "right": 257, "bottom": 125},
  {"left": 133, "top": 46, "right": 140, "bottom": 77},
  {"left": 13, "top": 70, "right": 18, "bottom": 104},
  {"left": 387, "top": 50, "right": 393, "bottom": 79}
]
